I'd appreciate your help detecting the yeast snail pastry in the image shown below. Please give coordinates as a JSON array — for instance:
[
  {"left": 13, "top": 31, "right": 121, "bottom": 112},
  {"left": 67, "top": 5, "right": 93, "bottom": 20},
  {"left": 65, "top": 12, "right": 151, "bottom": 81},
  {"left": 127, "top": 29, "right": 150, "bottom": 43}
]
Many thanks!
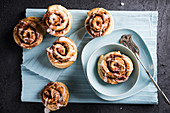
[
  {"left": 47, "top": 36, "right": 77, "bottom": 69},
  {"left": 13, "top": 17, "right": 45, "bottom": 49},
  {"left": 42, "top": 5, "right": 72, "bottom": 37},
  {"left": 98, "top": 51, "right": 133, "bottom": 84},
  {"left": 41, "top": 82, "right": 69, "bottom": 112},
  {"left": 85, "top": 8, "right": 114, "bottom": 38}
]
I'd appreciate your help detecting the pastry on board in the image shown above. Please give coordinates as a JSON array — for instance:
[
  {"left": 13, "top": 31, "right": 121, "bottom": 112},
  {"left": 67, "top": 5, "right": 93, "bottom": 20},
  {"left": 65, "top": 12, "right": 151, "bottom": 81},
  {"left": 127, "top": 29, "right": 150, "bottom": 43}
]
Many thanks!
[
  {"left": 46, "top": 36, "right": 77, "bottom": 69},
  {"left": 85, "top": 8, "right": 114, "bottom": 38},
  {"left": 41, "top": 82, "right": 69, "bottom": 112},
  {"left": 13, "top": 17, "right": 45, "bottom": 49},
  {"left": 42, "top": 5, "right": 72, "bottom": 37}
]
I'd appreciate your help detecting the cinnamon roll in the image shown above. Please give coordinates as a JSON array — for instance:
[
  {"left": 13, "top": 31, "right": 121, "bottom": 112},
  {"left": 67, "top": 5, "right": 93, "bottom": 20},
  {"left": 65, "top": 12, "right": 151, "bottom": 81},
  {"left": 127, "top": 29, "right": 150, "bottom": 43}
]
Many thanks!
[
  {"left": 41, "top": 82, "right": 69, "bottom": 112},
  {"left": 85, "top": 8, "right": 114, "bottom": 38},
  {"left": 46, "top": 36, "right": 77, "bottom": 69},
  {"left": 98, "top": 51, "right": 133, "bottom": 84},
  {"left": 13, "top": 17, "right": 45, "bottom": 49},
  {"left": 42, "top": 5, "right": 72, "bottom": 37}
]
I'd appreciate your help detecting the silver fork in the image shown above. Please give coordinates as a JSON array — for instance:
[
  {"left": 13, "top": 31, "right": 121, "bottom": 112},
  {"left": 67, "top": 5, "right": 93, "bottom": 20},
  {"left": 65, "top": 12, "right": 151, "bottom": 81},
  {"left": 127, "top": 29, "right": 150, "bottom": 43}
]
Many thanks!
[{"left": 120, "top": 35, "right": 170, "bottom": 105}]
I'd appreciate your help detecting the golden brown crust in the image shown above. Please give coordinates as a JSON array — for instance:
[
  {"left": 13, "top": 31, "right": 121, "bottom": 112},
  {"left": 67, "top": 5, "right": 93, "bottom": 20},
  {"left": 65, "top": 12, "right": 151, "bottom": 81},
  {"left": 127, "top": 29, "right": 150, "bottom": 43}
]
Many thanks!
[
  {"left": 40, "top": 82, "right": 69, "bottom": 111},
  {"left": 98, "top": 51, "right": 133, "bottom": 84},
  {"left": 13, "top": 17, "right": 45, "bottom": 49},
  {"left": 42, "top": 5, "right": 72, "bottom": 37},
  {"left": 46, "top": 36, "right": 77, "bottom": 69},
  {"left": 85, "top": 8, "right": 114, "bottom": 38}
]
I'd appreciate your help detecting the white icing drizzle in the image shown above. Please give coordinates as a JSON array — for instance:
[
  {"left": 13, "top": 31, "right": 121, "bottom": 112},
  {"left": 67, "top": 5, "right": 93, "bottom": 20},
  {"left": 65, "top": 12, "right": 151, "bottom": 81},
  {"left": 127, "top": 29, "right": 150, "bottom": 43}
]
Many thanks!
[
  {"left": 44, "top": 107, "right": 50, "bottom": 113},
  {"left": 100, "top": 60, "right": 104, "bottom": 66},
  {"left": 57, "top": 85, "right": 65, "bottom": 102},
  {"left": 23, "top": 37, "right": 34, "bottom": 43},
  {"left": 54, "top": 60, "right": 59, "bottom": 63},
  {"left": 89, "top": 18, "right": 93, "bottom": 25},
  {"left": 70, "top": 49, "right": 76, "bottom": 53},
  {"left": 113, "top": 73, "right": 120, "bottom": 77},
  {"left": 126, "top": 69, "right": 133, "bottom": 71},
  {"left": 49, "top": 13, "right": 57, "bottom": 24},
  {"left": 106, "top": 69, "right": 109, "bottom": 72},
  {"left": 100, "top": 24, "right": 104, "bottom": 30},
  {"left": 56, "top": 103, "right": 63, "bottom": 110},
  {"left": 103, "top": 73, "right": 107, "bottom": 82},
  {"left": 51, "top": 30, "right": 55, "bottom": 34},
  {"left": 19, "top": 28, "right": 23, "bottom": 31},
  {"left": 24, "top": 30, "right": 34, "bottom": 33},
  {"left": 109, "top": 58, "right": 126, "bottom": 70},
  {"left": 20, "top": 20, "right": 27, "bottom": 24},
  {"left": 44, "top": 98, "right": 50, "bottom": 113},
  {"left": 98, "top": 8, "right": 103, "bottom": 12},
  {"left": 103, "top": 14, "right": 109, "bottom": 19},
  {"left": 30, "top": 38, "right": 34, "bottom": 41},
  {"left": 47, "top": 48, "right": 53, "bottom": 53},
  {"left": 23, "top": 37, "right": 29, "bottom": 41},
  {"left": 47, "top": 28, "right": 52, "bottom": 33},
  {"left": 99, "top": 60, "right": 110, "bottom": 73},
  {"left": 107, "top": 58, "right": 112, "bottom": 61},
  {"left": 90, "top": 29, "right": 94, "bottom": 34},
  {"left": 58, "top": 5, "right": 62, "bottom": 10},
  {"left": 44, "top": 98, "right": 48, "bottom": 106},
  {"left": 20, "top": 43, "right": 24, "bottom": 47},
  {"left": 51, "top": 89, "right": 54, "bottom": 97},
  {"left": 54, "top": 45, "right": 61, "bottom": 49},
  {"left": 112, "top": 79, "right": 116, "bottom": 82},
  {"left": 62, "top": 29, "right": 65, "bottom": 34},
  {"left": 117, "top": 62, "right": 126, "bottom": 69},
  {"left": 59, "top": 37, "right": 76, "bottom": 50},
  {"left": 69, "top": 56, "right": 76, "bottom": 61},
  {"left": 49, "top": 25, "right": 53, "bottom": 28}
]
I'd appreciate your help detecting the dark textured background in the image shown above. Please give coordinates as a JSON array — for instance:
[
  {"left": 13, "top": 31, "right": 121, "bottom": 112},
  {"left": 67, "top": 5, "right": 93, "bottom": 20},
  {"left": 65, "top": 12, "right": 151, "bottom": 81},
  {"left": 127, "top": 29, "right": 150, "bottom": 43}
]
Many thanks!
[{"left": 0, "top": 0, "right": 170, "bottom": 113}]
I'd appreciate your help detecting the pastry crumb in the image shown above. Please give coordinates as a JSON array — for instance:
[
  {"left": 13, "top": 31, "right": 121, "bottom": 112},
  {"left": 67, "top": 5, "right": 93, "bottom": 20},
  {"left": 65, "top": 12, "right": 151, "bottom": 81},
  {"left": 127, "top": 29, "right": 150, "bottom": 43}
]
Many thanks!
[
  {"left": 120, "top": 2, "right": 125, "bottom": 6},
  {"left": 120, "top": 107, "right": 123, "bottom": 110}
]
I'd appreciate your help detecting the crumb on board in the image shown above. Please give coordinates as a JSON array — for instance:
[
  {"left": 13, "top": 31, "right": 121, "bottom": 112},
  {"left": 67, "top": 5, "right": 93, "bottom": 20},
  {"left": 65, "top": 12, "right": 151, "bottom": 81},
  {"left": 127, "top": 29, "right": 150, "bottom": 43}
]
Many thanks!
[{"left": 120, "top": 2, "right": 125, "bottom": 6}]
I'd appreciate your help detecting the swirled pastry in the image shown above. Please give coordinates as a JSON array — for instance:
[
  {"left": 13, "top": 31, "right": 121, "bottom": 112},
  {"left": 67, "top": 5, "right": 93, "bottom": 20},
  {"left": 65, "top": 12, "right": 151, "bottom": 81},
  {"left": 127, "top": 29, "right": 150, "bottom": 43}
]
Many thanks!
[
  {"left": 41, "top": 82, "right": 69, "bottom": 112},
  {"left": 85, "top": 8, "right": 114, "bottom": 38},
  {"left": 46, "top": 36, "right": 77, "bottom": 69},
  {"left": 98, "top": 51, "right": 133, "bottom": 84},
  {"left": 13, "top": 17, "right": 45, "bottom": 49},
  {"left": 42, "top": 5, "right": 72, "bottom": 37}
]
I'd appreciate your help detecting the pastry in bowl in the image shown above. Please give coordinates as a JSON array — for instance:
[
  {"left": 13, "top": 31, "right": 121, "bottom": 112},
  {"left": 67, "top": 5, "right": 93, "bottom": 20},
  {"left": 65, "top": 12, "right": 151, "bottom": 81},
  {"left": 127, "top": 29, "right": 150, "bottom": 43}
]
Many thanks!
[
  {"left": 40, "top": 82, "right": 69, "bottom": 112},
  {"left": 98, "top": 51, "right": 133, "bottom": 84},
  {"left": 46, "top": 36, "right": 77, "bottom": 69},
  {"left": 13, "top": 17, "right": 45, "bottom": 49},
  {"left": 85, "top": 8, "right": 114, "bottom": 38},
  {"left": 42, "top": 5, "right": 72, "bottom": 37}
]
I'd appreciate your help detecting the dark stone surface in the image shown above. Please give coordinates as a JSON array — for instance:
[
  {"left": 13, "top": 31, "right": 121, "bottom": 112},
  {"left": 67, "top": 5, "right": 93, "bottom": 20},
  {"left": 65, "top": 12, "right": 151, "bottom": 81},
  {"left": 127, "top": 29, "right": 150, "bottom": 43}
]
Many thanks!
[{"left": 0, "top": 0, "right": 170, "bottom": 113}]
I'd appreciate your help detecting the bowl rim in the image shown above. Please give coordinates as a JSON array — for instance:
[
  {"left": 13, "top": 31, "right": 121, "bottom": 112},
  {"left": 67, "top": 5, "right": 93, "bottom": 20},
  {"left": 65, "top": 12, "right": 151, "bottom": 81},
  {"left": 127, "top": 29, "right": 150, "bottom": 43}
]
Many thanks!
[{"left": 86, "top": 43, "right": 140, "bottom": 97}]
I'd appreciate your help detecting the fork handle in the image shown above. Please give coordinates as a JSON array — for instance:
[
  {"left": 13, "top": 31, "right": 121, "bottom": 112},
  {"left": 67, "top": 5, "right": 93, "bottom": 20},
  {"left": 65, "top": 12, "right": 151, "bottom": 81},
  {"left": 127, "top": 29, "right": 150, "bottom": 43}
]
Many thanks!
[{"left": 135, "top": 53, "right": 170, "bottom": 105}]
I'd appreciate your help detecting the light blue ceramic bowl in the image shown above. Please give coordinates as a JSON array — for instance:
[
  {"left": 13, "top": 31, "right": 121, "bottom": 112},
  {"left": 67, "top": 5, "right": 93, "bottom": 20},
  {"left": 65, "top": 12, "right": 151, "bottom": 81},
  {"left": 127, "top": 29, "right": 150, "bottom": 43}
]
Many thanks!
[{"left": 86, "top": 44, "right": 140, "bottom": 97}]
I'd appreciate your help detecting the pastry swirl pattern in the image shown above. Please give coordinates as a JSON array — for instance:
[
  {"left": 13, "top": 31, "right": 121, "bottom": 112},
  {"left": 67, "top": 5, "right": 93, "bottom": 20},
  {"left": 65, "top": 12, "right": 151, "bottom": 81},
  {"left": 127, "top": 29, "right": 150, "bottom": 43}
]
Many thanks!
[
  {"left": 85, "top": 8, "right": 114, "bottom": 38},
  {"left": 13, "top": 17, "right": 45, "bottom": 49},
  {"left": 42, "top": 5, "right": 72, "bottom": 37},
  {"left": 41, "top": 82, "right": 69, "bottom": 112},
  {"left": 98, "top": 51, "right": 133, "bottom": 84},
  {"left": 46, "top": 36, "right": 77, "bottom": 69}
]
